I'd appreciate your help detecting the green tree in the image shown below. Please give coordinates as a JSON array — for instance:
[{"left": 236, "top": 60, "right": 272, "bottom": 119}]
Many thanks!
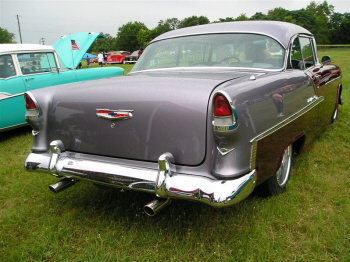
[
  {"left": 267, "top": 7, "right": 290, "bottom": 21},
  {"left": 235, "top": 14, "right": 249, "bottom": 21},
  {"left": 164, "top": 18, "right": 180, "bottom": 30},
  {"left": 178, "top": 16, "right": 210, "bottom": 28},
  {"left": 306, "top": 1, "right": 335, "bottom": 44},
  {"left": 289, "top": 9, "right": 318, "bottom": 35},
  {"left": 329, "top": 12, "right": 350, "bottom": 44},
  {"left": 0, "top": 27, "right": 15, "bottom": 43},
  {"left": 115, "top": 22, "right": 148, "bottom": 52},
  {"left": 250, "top": 12, "right": 268, "bottom": 20},
  {"left": 89, "top": 32, "right": 114, "bottom": 53},
  {"left": 137, "top": 29, "right": 153, "bottom": 48},
  {"left": 338, "top": 15, "right": 350, "bottom": 43},
  {"left": 153, "top": 19, "right": 175, "bottom": 36},
  {"left": 213, "top": 17, "right": 235, "bottom": 23}
]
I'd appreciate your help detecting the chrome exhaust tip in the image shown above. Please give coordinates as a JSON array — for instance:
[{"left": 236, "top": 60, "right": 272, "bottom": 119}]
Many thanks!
[
  {"left": 144, "top": 198, "right": 171, "bottom": 216},
  {"left": 49, "top": 178, "right": 76, "bottom": 194}
]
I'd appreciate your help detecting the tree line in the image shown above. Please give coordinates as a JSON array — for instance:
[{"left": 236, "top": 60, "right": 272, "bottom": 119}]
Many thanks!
[
  {"left": 91, "top": 1, "right": 350, "bottom": 52},
  {"left": 1, "top": 1, "right": 349, "bottom": 53}
]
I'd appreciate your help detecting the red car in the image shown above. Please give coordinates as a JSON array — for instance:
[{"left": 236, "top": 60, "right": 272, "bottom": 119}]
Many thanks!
[
  {"left": 89, "top": 57, "right": 98, "bottom": 63},
  {"left": 107, "top": 51, "right": 131, "bottom": 64}
]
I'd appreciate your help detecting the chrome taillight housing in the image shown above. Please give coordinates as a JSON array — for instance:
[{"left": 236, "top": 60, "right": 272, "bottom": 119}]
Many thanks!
[
  {"left": 212, "top": 91, "right": 237, "bottom": 131},
  {"left": 25, "top": 92, "right": 42, "bottom": 119}
]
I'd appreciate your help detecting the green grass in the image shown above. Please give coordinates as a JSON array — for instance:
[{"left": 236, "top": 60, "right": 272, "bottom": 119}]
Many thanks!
[{"left": 1, "top": 49, "right": 349, "bottom": 262}]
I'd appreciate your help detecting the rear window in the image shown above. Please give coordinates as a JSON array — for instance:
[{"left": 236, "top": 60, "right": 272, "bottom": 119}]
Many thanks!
[{"left": 132, "top": 33, "right": 285, "bottom": 72}]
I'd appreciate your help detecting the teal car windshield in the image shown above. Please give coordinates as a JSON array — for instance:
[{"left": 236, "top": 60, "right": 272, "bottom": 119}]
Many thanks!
[{"left": 132, "top": 33, "right": 285, "bottom": 72}]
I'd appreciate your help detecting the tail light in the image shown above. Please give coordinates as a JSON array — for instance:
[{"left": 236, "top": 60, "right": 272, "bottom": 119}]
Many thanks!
[
  {"left": 212, "top": 92, "right": 237, "bottom": 131},
  {"left": 25, "top": 93, "right": 42, "bottom": 119},
  {"left": 214, "top": 94, "right": 232, "bottom": 117}
]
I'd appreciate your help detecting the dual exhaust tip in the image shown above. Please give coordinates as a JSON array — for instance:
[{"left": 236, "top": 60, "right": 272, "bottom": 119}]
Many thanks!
[{"left": 49, "top": 178, "right": 171, "bottom": 216}]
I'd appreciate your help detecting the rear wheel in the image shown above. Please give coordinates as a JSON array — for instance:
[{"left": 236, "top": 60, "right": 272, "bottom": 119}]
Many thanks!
[{"left": 258, "top": 144, "right": 293, "bottom": 197}]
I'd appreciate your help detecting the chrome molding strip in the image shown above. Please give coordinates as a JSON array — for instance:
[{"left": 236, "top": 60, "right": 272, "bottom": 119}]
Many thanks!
[
  {"left": 323, "top": 75, "right": 342, "bottom": 86},
  {"left": 0, "top": 92, "right": 24, "bottom": 101},
  {"left": 249, "top": 96, "right": 324, "bottom": 170},
  {"left": 0, "top": 122, "right": 27, "bottom": 132},
  {"left": 130, "top": 66, "right": 283, "bottom": 75},
  {"left": 216, "top": 147, "right": 234, "bottom": 156},
  {"left": 152, "top": 31, "right": 287, "bottom": 49}
]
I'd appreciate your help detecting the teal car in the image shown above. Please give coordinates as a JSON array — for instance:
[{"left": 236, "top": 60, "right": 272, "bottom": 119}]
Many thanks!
[{"left": 0, "top": 32, "right": 124, "bottom": 131}]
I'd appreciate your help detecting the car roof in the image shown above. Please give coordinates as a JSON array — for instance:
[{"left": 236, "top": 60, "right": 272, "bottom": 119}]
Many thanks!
[
  {"left": 150, "top": 21, "right": 313, "bottom": 48},
  {"left": 0, "top": 44, "right": 54, "bottom": 54}
]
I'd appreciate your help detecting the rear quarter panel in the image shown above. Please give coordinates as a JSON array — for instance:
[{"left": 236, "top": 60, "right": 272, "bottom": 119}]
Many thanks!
[{"left": 213, "top": 70, "right": 320, "bottom": 184}]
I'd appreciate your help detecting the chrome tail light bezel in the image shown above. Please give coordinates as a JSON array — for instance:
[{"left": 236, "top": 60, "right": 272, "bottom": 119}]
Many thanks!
[
  {"left": 25, "top": 92, "right": 42, "bottom": 120},
  {"left": 212, "top": 91, "right": 238, "bottom": 131}
]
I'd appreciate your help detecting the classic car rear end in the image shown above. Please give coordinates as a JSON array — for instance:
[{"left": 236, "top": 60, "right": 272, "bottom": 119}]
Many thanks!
[{"left": 24, "top": 21, "right": 342, "bottom": 215}]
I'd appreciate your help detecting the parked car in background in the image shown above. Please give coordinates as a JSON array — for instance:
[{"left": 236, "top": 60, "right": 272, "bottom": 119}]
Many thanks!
[
  {"left": 24, "top": 21, "right": 342, "bottom": 216},
  {"left": 123, "top": 50, "right": 139, "bottom": 64},
  {"left": 89, "top": 57, "right": 98, "bottom": 63},
  {"left": 107, "top": 51, "right": 131, "bottom": 64},
  {"left": 0, "top": 32, "right": 124, "bottom": 132}
]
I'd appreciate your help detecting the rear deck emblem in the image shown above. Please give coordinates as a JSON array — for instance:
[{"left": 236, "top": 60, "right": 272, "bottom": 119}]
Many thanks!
[{"left": 96, "top": 109, "right": 133, "bottom": 120}]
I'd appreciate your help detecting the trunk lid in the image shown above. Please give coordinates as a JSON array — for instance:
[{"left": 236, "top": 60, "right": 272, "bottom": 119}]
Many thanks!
[{"left": 48, "top": 71, "right": 247, "bottom": 165}]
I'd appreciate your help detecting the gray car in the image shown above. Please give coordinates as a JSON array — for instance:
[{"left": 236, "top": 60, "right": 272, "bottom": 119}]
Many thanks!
[{"left": 24, "top": 21, "right": 342, "bottom": 216}]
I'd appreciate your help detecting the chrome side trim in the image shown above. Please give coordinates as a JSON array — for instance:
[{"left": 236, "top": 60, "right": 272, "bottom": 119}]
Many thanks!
[
  {"left": 249, "top": 96, "right": 324, "bottom": 170},
  {"left": 323, "top": 75, "right": 342, "bottom": 86},
  {"left": 25, "top": 140, "right": 257, "bottom": 208},
  {"left": 216, "top": 147, "right": 235, "bottom": 156},
  {"left": 0, "top": 92, "right": 24, "bottom": 101},
  {"left": 130, "top": 66, "right": 283, "bottom": 75},
  {"left": 151, "top": 31, "right": 287, "bottom": 49},
  {"left": 0, "top": 122, "right": 27, "bottom": 132}
]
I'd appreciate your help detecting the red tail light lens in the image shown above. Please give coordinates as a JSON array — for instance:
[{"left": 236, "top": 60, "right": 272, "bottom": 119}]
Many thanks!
[
  {"left": 214, "top": 94, "right": 232, "bottom": 116},
  {"left": 25, "top": 93, "right": 36, "bottom": 110}
]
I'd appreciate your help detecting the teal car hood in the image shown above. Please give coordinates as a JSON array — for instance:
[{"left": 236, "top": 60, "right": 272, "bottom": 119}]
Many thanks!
[{"left": 53, "top": 32, "right": 106, "bottom": 69}]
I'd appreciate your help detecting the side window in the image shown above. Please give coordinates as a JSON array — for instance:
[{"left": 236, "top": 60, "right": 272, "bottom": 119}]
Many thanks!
[
  {"left": 290, "top": 37, "right": 315, "bottom": 70},
  {"left": 299, "top": 37, "right": 315, "bottom": 69},
  {"left": 18, "top": 52, "right": 58, "bottom": 75},
  {"left": 0, "top": 55, "right": 16, "bottom": 78}
]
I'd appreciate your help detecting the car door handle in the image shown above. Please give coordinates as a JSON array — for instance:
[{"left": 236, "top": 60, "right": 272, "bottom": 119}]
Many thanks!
[{"left": 25, "top": 78, "right": 34, "bottom": 82}]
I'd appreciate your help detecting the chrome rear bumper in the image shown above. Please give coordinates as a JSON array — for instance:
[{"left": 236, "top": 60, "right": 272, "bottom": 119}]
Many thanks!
[{"left": 25, "top": 140, "right": 257, "bottom": 207}]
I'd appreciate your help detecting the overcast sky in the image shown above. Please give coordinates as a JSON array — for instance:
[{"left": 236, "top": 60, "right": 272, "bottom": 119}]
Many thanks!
[{"left": 1, "top": 0, "right": 349, "bottom": 45}]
